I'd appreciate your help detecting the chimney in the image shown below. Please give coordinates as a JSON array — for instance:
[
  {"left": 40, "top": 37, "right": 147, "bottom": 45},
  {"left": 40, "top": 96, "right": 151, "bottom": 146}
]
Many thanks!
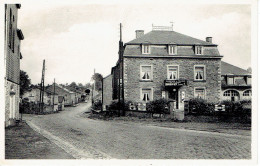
[
  {"left": 136, "top": 30, "right": 144, "bottom": 39},
  {"left": 206, "top": 37, "right": 212, "bottom": 43}
]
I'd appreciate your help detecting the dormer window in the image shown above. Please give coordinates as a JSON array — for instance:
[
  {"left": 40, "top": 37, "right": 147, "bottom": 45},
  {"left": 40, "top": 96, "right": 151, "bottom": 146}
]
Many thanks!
[
  {"left": 168, "top": 45, "right": 177, "bottom": 55},
  {"left": 195, "top": 46, "right": 203, "bottom": 55},
  {"left": 142, "top": 44, "right": 150, "bottom": 54}
]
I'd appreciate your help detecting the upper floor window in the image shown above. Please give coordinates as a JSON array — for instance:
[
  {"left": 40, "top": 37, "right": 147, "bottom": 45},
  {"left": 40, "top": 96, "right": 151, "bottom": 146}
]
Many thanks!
[
  {"left": 195, "top": 46, "right": 203, "bottom": 55},
  {"left": 12, "top": 30, "right": 15, "bottom": 52},
  {"left": 168, "top": 45, "right": 177, "bottom": 55},
  {"left": 194, "top": 65, "right": 205, "bottom": 81},
  {"left": 194, "top": 88, "right": 206, "bottom": 99},
  {"left": 167, "top": 66, "right": 178, "bottom": 80},
  {"left": 9, "top": 9, "right": 12, "bottom": 48},
  {"left": 142, "top": 45, "right": 150, "bottom": 54},
  {"left": 247, "top": 77, "right": 251, "bottom": 85},
  {"left": 140, "top": 65, "right": 152, "bottom": 80},
  {"left": 227, "top": 77, "right": 234, "bottom": 85}
]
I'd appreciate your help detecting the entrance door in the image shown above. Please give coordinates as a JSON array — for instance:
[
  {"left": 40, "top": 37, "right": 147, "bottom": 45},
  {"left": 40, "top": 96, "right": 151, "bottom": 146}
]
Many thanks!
[{"left": 169, "top": 89, "right": 178, "bottom": 109}]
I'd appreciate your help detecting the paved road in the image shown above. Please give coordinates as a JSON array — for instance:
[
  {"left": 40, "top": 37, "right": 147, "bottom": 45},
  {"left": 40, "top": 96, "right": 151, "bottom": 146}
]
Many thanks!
[{"left": 24, "top": 102, "right": 251, "bottom": 159}]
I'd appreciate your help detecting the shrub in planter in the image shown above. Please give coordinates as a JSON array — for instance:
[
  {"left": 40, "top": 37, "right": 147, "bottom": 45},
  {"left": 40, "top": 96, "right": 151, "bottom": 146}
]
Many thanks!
[
  {"left": 220, "top": 100, "right": 251, "bottom": 117},
  {"left": 146, "top": 98, "right": 169, "bottom": 114},
  {"left": 92, "top": 100, "right": 102, "bottom": 110},
  {"left": 188, "top": 98, "right": 214, "bottom": 115}
]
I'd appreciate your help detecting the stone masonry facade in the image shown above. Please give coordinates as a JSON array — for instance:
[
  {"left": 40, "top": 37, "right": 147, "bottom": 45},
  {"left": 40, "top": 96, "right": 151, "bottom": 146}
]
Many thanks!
[{"left": 123, "top": 57, "right": 221, "bottom": 104}]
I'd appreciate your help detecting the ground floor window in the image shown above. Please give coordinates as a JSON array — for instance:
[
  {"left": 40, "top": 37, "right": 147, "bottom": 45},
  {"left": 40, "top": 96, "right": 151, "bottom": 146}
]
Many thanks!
[
  {"left": 243, "top": 90, "right": 252, "bottom": 96},
  {"left": 223, "top": 90, "right": 239, "bottom": 97},
  {"left": 223, "top": 90, "right": 240, "bottom": 101},
  {"left": 194, "top": 88, "right": 205, "bottom": 99},
  {"left": 141, "top": 88, "right": 152, "bottom": 102}
]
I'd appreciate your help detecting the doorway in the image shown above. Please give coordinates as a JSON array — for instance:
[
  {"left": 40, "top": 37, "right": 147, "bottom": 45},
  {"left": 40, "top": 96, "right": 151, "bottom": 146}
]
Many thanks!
[{"left": 168, "top": 88, "right": 179, "bottom": 109}]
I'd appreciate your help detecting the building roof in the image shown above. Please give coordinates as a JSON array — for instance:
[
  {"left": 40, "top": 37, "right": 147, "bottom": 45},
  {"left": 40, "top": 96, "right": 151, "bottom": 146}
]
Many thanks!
[
  {"left": 127, "top": 30, "right": 216, "bottom": 46},
  {"left": 221, "top": 61, "right": 251, "bottom": 76}
]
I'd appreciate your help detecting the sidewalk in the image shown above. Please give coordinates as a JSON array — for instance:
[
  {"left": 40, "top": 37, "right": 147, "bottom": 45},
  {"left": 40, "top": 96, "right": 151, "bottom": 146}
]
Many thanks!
[{"left": 5, "top": 121, "right": 74, "bottom": 159}]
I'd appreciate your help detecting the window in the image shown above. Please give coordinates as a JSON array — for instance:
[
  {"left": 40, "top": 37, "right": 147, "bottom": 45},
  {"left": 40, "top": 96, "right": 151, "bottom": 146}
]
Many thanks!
[
  {"left": 247, "top": 77, "right": 251, "bottom": 85},
  {"left": 167, "top": 66, "right": 178, "bottom": 80},
  {"left": 168, "top": 45, "right": 177, "bottom": 55},
  {"left": 142, "top": 45, "right": 150, "bottom": 54},
  {"left": 141, "top": 65, "right": 152, "bottom": 80},
  {"left": 194, "top": 66, "right": 205, "bottom": 81},
  {"left": 195, "top": 46, "right": 203, "bottom": 55},
  {"left": 194, "top": 88, "right": 205, "bottom": 99},
  {"left": 12, "top": 30, "right": 15, "bottom": 52},
  {"left": 223, "top": 90, "right": 239, "bottom": 96},
  {"left": 9, "top": 9, "right": 12, "bottom": 47},
  {"left": 243, "top": 90, "right": 252, "bottom": 96},
  {"left": 141, "top": 88, "right": 152, "bottom": 102},
  {"left": 227, "top": 77, "right": 234, "bottom": 85}
]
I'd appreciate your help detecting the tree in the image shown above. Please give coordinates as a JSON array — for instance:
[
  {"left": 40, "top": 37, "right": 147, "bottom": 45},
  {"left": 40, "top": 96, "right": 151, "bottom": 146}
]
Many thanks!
[
  {"left": 247, "top": 67, "right": 252, "bottom": 73},
  {"left": 20, "top": 70, "right": 31, "bottom": 96},
  {"left": 78, "top": 83, "right": 83, "bottom": 87},
  {"left": 91, "top": 73, "right": 103, "bottom": 91},
  {"left": 69, "top": 82, "right": 77, "bottom": 88}
]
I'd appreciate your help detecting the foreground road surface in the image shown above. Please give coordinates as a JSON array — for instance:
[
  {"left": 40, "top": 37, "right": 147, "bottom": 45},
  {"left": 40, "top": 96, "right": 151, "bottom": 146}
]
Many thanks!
[{"left": 24, "top": 102, "right": 251, "bottom": 159}]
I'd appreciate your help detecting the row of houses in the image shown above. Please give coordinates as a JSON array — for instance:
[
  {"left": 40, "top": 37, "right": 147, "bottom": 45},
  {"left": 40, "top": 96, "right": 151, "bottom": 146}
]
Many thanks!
[
  {"left": 102, "top": 25, "right": 252, "bottom": 111},
  {"left": 22, "top": 83, "right": 85, "bottom": 109}
]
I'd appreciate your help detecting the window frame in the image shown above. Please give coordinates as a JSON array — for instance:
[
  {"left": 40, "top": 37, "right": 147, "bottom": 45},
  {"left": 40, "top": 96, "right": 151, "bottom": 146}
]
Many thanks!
[
  {"left": 194, "top": 65, "right": 206, "bottom": 81},
  {"left": 168, "top": 44, "right": 177, "bottom": 55},
  {"left": 9, "top": 8, "right": 12, "bottom": 48},
  {"left": 142, "top": 44, "right": 151, "bottom": 54},
  {"left": 223, "top": 90, "right": 239, "bottom": 97},
  {"left": 140, "top": 65, "right": 153, "bottom": 81},
  {"left": 195, "top": 45, "right": 203, "bottom": 55},
  {"left": 247, "top": 77, "right": 252, "bottom": 85},
  {"left": 140, "top": 88, "right": 153, "bottom": 102},
  {"left": 243, "top": 90, "right": 252, "bottom": 96},
  {"left": 167, "top": 65, "right": 179, "bottom": 80},
  {"left": 194, "top": 87, "right": 206, "bottom": 100}
]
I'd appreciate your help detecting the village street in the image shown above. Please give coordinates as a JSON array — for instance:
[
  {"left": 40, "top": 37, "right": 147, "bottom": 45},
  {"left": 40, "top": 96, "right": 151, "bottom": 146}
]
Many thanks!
[{"left": 23, "top": 102, "right": 251, "bottom": 159}]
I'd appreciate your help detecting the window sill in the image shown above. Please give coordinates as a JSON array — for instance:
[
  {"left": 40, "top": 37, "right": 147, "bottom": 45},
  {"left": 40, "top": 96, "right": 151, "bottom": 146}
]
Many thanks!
[
  {"left": 193, "top": 80, "right": 206, "bottom": 82},
  {"left": 140, "top": 80, "right": 153, "bottom": 82}
]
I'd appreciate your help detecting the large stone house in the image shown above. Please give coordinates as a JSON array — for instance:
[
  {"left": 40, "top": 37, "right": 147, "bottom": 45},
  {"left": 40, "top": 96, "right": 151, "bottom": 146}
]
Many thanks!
[
  {"left": 221, "top": 61, "right": 252, "bottom": 101},
  {"left": 4, "top": 4, "right": 24, "bottom": 127},
  {"left": 104, "top": 25, "right": 223, "bottom": 110}
]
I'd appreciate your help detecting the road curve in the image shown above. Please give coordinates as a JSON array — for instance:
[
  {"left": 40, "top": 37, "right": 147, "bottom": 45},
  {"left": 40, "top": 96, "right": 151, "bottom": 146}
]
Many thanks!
[{"left": 24, "top": 102, "right": 251, "bottom": 159}]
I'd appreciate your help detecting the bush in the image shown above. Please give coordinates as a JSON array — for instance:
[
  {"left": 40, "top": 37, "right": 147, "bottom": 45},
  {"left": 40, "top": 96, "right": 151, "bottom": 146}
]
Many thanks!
[
  {"left": 146, "top": 98, "right": 169, "bottom": 114},
  {"left": 188, "top": 98, "right": 215, "bottom": 115},
  {"left": 92, "top": 100, "right": 102, "bottom": 110},
  {"left": 220, "top": 100, "right": 251, "bottom": 117},
  {"left": 108, "top": 101, "right": 131, "bottom": 111}
]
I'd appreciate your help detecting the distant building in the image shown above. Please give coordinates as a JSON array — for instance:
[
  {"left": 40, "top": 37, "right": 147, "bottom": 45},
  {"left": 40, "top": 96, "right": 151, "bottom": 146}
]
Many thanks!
[
  {"left": 46, "top": 84, "right": 76, "bottom": 106},
  {"left": 4, "top": 4, "right": 24, "bottom": 127},
  {"left": 22, "top": 87, "right": 58, "bottom": 105},
  {"left": 221, "top": 61, "right": 252, "bottom": 101}
]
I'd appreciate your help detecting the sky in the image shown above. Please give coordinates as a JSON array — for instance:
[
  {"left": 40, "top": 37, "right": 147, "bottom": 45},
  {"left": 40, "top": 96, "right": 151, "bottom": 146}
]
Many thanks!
[{"left": 17, "top": 1, "right": 251, "bottom": 85}]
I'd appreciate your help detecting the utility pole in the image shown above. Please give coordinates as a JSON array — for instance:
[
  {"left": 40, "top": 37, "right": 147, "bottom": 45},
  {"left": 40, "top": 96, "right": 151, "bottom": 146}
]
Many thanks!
[
  {"left": 53, "top": 78, "right": 55, "bottom": 111},
  {"left": 118, "top": 23, "right": 125, "bottom": 116},
  {"left": 39, "top": 59, "right": 45, "bottom": 112},
  {"left": 92, "top": 69, "right": 95, "bottom": 105}
]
